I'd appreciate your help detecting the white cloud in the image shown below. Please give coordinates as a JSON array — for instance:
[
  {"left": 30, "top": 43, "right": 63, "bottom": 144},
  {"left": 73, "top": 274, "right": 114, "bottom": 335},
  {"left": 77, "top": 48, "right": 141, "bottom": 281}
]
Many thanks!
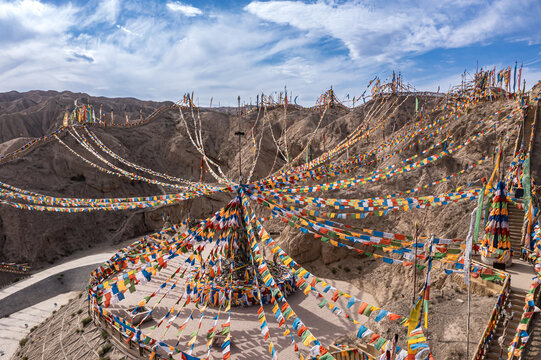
[
  {"left": 245, "top": 0, "right": 537, "bottom": 65},
  {"left": 0, "top": 0, "right": 539, "bottom": 106},
  {"left": 84, "top": 0, "right": 121, "bottom": 26},
  {"left": 166, "top": 2, "right": 202, "bottom": 17},
  {"left": 0, "top": 0, "right": 77, "bottom": 36}
]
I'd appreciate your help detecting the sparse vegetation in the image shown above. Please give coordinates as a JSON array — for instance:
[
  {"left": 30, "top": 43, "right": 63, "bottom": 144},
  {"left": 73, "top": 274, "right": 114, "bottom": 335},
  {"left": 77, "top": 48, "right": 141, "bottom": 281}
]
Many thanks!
[
  {"left": 81, "top": 316, "right": 92, "bottom": 326},
  {"left": 19, "top": 337, "right": 29, "bottom": 347},
  {"left": 98, "top": 342, "right": 112, "bottom": 356},
  {"left": 101, "top": 329, "right": 109, "bottom": 339}
]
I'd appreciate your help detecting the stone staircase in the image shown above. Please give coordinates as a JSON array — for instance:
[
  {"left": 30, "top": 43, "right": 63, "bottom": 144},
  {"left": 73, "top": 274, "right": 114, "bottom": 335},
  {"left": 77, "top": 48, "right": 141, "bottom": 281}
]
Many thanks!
[
  {"left": 479, "top": 199, "right": 534, "bottom": 360},
  {"left": 484, "top": 288, "right": 528, "bottom": 360},
  {"left": 508, "top": 202, "right": 524, "bottom": 258}
]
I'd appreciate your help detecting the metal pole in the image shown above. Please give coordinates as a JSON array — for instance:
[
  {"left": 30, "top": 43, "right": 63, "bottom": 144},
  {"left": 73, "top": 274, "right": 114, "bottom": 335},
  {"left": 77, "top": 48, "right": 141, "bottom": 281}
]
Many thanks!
[
  {"left": 464, "top": 207, "right": 477, "bottom": 360},
  {"left": 284, "top": 87, "right": 289, "bottom": 166},
  {"left": 466, "top": 271, "right": 471, "bottom": 360},
  {"left": 413, "top": 222, "right": 419, "bottom": 304},
  {"left": 238, "top": 96, "right": 242, "bottom": 183},
  {"left": 234, "top": 96, "right": 245, "bottom": 184}
]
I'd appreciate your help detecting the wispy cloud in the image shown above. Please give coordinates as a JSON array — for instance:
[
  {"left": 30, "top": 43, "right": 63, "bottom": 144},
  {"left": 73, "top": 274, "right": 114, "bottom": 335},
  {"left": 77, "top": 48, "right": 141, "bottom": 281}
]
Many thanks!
[
  {"left": 84, "top": 0, "right": 120, "bottom": 26},
  {"left": 166, "top": 1, "right": 203, "bottom": 17},
  {"left": 245, "top": 0, "right": 539, "bottom": 65},
  {"left": 0, "top": 0, "right": 539, "bottom": 105}
]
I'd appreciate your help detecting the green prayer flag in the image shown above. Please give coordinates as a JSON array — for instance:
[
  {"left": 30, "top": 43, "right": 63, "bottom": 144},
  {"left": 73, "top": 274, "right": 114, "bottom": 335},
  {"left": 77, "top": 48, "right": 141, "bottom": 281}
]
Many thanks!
[
  {"left": 300, "top": 329, "right": 310, "bottom": 342},
  {"left": 363, "top": 306, "right": 373, "bottom": 316},
  {"left": 374, "top": 337, "right": 386, "bottom": 350},
  {"left": 523, "top": 155, "right": 531, "bottom": 204},
  {"left": 474, "top": 186, "right": 485, "bottom": 243},
  {"left": 319, "top": 353, "right": 334, "bottom": 360}
]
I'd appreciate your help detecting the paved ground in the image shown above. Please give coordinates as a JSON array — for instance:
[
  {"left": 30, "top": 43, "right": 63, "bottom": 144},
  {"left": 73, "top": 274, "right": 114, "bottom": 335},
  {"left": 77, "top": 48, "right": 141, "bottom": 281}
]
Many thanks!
[
  {"left": 107, "top": 252, "right": 379, "bottom": 360},
  {"left": 0, "top": 253, "right": 113, "bottom": 359},
  {"left": 0, "top": 291, "right": 80, "bottom": 358},
  {"left": 506, "top": 258, "right": 536, "bottom": 292},
  {"left": 0, "top": 253, "right": 112, "bottom": 303},
  {"left": 0, "top": 264, "right": 100, "bottom": 317},
  {"left": 11, "top": 293, "right": 130, "bottom": 360}
]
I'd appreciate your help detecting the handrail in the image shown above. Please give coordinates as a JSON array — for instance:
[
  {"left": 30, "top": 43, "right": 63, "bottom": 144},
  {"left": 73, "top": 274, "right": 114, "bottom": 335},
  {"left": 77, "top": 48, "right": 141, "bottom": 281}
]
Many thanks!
[
  {"left": 507, "top": 255, "right": 541, "bottom": 359},
  {"left": 329, "top": 348, "right": 375, "bottom": 360},
  {"left": 506, "top": 81, "right": 540, "bottom": 359},
  {"left": 472, "top": 267, "right": 511, "bottom": 359}
]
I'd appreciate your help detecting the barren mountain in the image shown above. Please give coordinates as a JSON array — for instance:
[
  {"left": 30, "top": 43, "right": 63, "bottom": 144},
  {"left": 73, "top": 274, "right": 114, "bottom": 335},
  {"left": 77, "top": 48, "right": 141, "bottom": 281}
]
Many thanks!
[{"left": 0, "top": 90, "right": 518, "bottom": 272}]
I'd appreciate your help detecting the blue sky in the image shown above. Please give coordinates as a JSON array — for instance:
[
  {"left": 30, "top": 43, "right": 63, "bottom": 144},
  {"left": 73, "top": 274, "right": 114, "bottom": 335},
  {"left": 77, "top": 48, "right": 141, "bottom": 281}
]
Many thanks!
[{"left": 1, "top": 0, "right": 541, "bottom": 105}]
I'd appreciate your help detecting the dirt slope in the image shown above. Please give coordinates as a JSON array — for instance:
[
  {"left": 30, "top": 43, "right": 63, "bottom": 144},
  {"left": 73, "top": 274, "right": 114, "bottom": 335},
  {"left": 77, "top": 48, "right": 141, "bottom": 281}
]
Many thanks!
[{"left": 1, "top": 90, "right": 524, "bottom": 360}]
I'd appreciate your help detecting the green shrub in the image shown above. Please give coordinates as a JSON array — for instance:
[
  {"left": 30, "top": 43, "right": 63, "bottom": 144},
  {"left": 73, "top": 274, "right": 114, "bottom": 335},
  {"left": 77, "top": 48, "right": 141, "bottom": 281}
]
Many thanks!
[
  {"left": 98, "top": 343, "right": 112, "bottom": 356},
  {"left": 81, "top": 317, "right": 92, "bottom": 326},
  {"left": 19, "top": 337, "right": 29, "bottom": 347}
]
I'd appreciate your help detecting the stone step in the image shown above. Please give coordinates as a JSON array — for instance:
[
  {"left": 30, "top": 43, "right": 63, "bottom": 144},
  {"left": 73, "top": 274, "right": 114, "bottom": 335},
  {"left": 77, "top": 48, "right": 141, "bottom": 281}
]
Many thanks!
[
  {"left": 494, "top": 326, "right": 516, "bottom": 337},
  {"left": 510, "top": 291, "right": 526, "bottom": 298},
  {"left": 486, "top": 351, "right": 505, "bottom": 360},
  {"left": 510, "top": 304, "right": 525, "bottom": 312}
]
